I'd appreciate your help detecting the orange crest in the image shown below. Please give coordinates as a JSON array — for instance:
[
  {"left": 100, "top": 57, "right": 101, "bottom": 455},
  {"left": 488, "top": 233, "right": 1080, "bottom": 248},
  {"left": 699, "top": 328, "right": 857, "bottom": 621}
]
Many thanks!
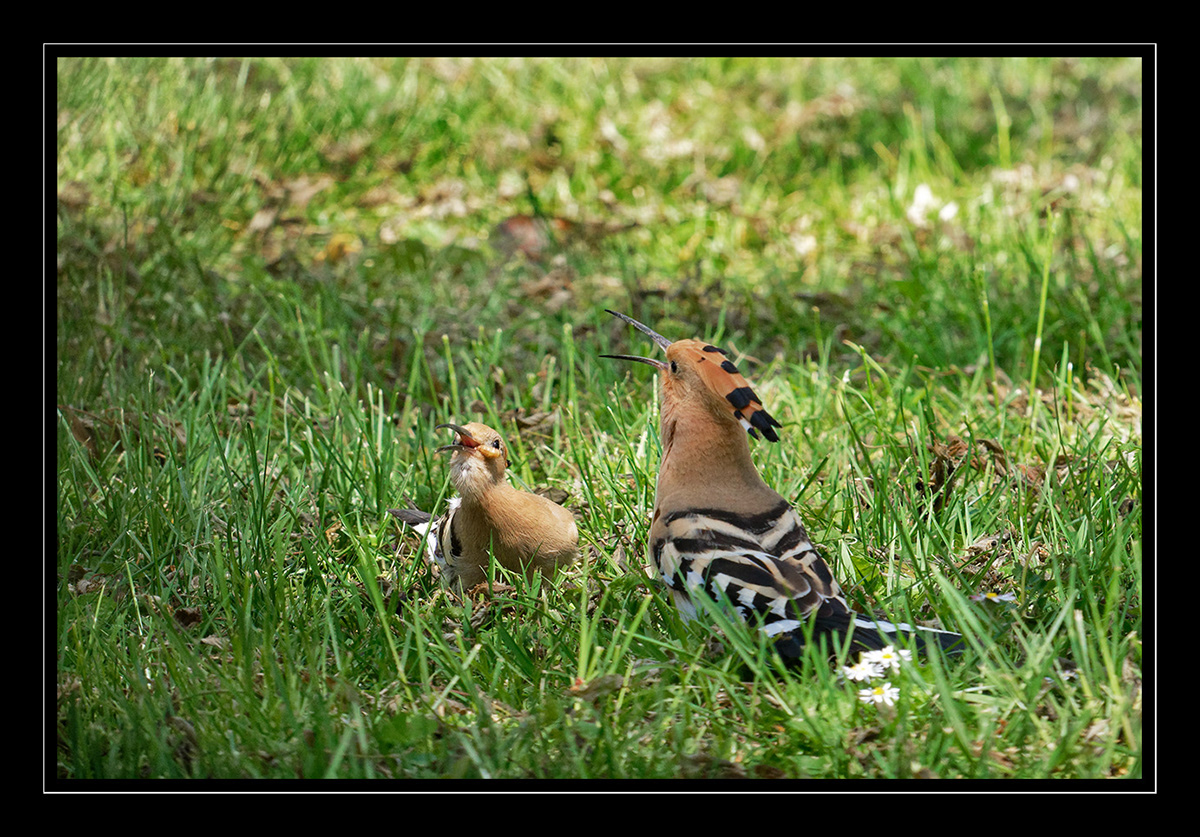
[
  {"left": 669, "top": 339, "right": 781, "bottom": 442},
  {"left": 602, "top": 310, "right": 782, "bottom": 442}
]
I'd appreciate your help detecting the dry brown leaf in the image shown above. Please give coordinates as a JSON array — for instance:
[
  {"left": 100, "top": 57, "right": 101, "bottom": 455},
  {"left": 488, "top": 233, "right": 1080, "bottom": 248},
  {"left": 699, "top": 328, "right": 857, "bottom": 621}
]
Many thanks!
[
  {"left": 679, "top": 752, "right": 748, "bottom": 779},
  {"left": 919, "top": 434, "right": 970, "bottom": 512},
  {"left": 59, "top": 404, "right": 186, "bottom": 462},
  {"left": 320, "top": 137, "right": 370, "bottom": 167},
  {"left": 965, "top": 530, "right": 1014, "bottom": 557},
  {"left": 324, "top": 520, "right": 343, "bottom": 544},
  {"left": 316, "top": 233, "right": 362, "bottom": 264},
  {"left": 246, "top": 206, "right": 278, "bottom": 234},
  {"left": 491, "top": 215, "right": 576, "bottom": 262},
  {"left": 60, "top": 405, "right": 110, "bottom": 458},
  {"left": 173, "top": 606, "right": 203, "bottom": 628},
  {"left": 58, "top": 180, "right": 91, "bottom": 211},
  {"left": 464, "top": 580, "right": 516, "bottom": 602},
  {"left": 503, "top": 407, "right": 559, "bottom": 436},
  {"left": 432, "top": 697, "right": 470, "bottom": 718},
  {"left": 283, "top": 173, "right": 333, "bottom": 208},
  {"left": 359, "top": 184, "right": 400, "bottom": 209},
  {"left": 74, "top": 577, "right": 101, "bottom": 595},
  {"left": 535, "top": 486, "right": 569, "bottom": 506}
]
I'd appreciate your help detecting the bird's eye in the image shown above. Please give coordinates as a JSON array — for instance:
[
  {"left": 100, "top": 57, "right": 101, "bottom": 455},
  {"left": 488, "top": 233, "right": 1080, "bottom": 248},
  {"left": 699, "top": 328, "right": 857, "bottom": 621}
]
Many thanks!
[
  {"left": 670, "top": 360, "right": 678, "bottom": 374},
  {"left": 492, "top": 439, "right": 501, "bottom": 449}
]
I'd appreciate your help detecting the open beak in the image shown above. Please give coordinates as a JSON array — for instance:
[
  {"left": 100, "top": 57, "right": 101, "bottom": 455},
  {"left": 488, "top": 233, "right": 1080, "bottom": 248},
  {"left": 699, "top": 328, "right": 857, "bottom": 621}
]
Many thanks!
[
  {"left": 435, "top": 423, "right": 479, "bottom": 454},
  {"left": 600, "top": 309, "right": 671, "bottom": 370}
]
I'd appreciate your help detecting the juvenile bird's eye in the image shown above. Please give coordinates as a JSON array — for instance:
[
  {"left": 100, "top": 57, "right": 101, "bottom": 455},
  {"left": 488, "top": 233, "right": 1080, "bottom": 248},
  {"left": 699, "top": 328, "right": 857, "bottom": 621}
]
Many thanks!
[
  {"left": 670, "top": 360, "right": 678, "bottom": 374},
  {"left": 492, "top": 439, "right": 501, "bottom": 449}
]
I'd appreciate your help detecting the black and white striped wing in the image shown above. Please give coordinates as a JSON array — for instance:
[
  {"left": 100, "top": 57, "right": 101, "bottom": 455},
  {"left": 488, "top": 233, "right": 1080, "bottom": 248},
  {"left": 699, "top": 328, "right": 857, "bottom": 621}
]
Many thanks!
[
  {"left": 391, "top": 497, "right": 462, "bottom": 578},
  {"left": 651, "top": 499, "right": 961, "bottom": 654},
  {"left": 652, "top": 500, "right": 852, "bottom": 635}
]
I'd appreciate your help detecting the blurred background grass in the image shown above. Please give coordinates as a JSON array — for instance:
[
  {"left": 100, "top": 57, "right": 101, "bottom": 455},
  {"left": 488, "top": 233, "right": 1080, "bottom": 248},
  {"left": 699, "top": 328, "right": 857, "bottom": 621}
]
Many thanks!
[{"left": 56, "top": 56, "right": 1141, "bottom": 403}]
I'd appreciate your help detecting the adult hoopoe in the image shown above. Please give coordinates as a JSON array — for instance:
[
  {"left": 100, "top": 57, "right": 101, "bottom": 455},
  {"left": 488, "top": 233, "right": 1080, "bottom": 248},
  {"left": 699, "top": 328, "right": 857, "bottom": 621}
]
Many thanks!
[
  {"left": 390, "top": 422, "right": 579, "bottom": 590},
  {"left": 602, "top": 310, "right": 961, "bottom": 660}
]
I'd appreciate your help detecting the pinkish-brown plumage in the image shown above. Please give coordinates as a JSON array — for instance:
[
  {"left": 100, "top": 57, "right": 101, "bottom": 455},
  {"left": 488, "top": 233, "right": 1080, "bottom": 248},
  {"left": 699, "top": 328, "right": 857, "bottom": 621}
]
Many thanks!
[{"left": 392, "top": 422, "right": 579, "bottom": 590}]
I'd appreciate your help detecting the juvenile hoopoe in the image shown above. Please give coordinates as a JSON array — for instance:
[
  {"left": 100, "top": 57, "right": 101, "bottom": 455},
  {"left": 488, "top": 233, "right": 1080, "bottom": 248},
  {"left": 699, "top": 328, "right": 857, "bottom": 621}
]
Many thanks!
[
  {"left": 390, "top": 422, "right": 580, "bottom": 590},
  {"left": 603, "top": 310, "right": 961, "bottom": 659}
]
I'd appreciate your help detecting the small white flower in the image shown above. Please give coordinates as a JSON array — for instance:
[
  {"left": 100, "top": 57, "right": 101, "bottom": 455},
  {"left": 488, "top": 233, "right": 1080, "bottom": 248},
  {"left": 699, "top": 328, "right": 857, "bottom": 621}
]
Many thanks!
[
  {"left": 843, "top": 659, "right": 883, "bottom": 682},
  {"left": 861, "top": 645, "right": 911, "bottom": 672},
  {"left": 858, "top": 681, "right": 900, "bottom": 706},
  {"left": 970, "top": 591, "right": 1017, "bottom": 603},
  {"left": 907, "top": 183, "right": 940, "bottom": 226}
]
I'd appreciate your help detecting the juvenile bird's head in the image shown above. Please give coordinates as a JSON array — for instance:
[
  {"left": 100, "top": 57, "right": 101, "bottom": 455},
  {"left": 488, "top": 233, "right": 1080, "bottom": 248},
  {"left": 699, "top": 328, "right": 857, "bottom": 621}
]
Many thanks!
[
  {"left": 436, "top": 422, "right": 510, "bottom": 496},
  {"left": 601, "top": 309, "right": 782, "bottom": 444}
]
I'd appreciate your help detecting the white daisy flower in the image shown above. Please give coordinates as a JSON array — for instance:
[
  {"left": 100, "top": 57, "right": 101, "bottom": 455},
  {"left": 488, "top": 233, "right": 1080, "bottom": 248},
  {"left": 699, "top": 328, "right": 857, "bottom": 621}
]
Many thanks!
[
  {"left": 843, "top": 659, "right": 883, "bottom": 682},
  {"left": 858, "top": 681, "right": 900, "bottom": 706},
  {"left": 861, "top": 645, "right": 912, "bottom": 672},
  {"left": 970, "top": 591, "right": 1017, "bottom": 603}
]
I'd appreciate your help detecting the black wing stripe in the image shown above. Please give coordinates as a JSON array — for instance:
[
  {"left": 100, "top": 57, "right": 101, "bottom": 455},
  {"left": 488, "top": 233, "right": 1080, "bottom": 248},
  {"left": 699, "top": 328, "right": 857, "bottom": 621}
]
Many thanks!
[
  {"left": 446, "top": 510, "right": 462, "bottom": 561},
  {"left": 668, "top": 532, "right": 769, "bottom": 556},
  {"left": 664, "top": 501, "right": 793, "bottom": 534}
]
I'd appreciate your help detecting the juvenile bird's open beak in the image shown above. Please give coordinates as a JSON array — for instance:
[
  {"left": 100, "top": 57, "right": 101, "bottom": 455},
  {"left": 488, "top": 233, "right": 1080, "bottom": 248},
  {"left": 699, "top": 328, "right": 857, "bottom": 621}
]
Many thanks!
[
  {"left": 435, "top": 423, "right": 479, "bottom": 454},
  {"left": 600, "top": 309, "right": 671, "bottom": 370}
]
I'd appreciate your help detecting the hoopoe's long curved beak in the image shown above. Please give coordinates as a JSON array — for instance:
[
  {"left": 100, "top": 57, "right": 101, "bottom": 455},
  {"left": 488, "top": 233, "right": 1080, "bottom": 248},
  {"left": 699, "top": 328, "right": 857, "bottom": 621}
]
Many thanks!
[
  {"left": 600, "top": 309, "right": 671, "bottom": 370},
  {"left": 601, "top": 353, "right": 668, "bottom": 370},
  {"left": 435, "top": 423, "right": 479, "bottom": 454}
]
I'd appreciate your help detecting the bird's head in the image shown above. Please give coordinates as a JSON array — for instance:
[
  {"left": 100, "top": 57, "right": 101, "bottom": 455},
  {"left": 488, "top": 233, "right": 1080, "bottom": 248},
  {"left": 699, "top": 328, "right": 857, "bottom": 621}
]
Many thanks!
[
  {"left": 436, "top": 422, "right": 510, "bottom": 494},
  {"left": 601, "top": 309, "right": 781, "bottom": 443}
]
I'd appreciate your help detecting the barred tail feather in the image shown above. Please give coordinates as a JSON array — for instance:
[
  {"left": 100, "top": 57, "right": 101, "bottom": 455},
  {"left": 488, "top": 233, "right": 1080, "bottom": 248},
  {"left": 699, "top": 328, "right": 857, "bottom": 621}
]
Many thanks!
[
  {"left": 770, "top": 612, "right": 963, "bottom": 662},
  {"left": 389, "top": 507, "right": 433, "bottom": 530},
  {"left": 389, "top": 506, "right": 443, "bottom": 567},
  {"left": 850, "top": 614, "right": 964, "bottom": 654}
]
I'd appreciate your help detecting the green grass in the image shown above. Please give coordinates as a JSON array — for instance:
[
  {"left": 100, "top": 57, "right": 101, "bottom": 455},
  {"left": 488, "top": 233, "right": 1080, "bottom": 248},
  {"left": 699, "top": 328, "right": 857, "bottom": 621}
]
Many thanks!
[{"left": 55, "top": 56, "right": 1143, "bottom": 782}]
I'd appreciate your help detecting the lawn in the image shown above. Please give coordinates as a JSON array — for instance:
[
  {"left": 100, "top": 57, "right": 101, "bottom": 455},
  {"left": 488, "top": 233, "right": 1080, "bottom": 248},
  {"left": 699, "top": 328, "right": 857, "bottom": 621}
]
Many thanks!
[{"left": 54, "top": 55, "right": 1143, "bottom": 782}]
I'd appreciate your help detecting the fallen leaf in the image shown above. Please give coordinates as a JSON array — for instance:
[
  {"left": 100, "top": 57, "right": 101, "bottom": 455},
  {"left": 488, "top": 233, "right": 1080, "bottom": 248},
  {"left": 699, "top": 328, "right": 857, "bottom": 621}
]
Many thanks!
[
  {"left": 246, "top": 206, "right": 278, "bottom": 234},
  {"left": 503, "top": 407, "right": 559, "bottom": 435},
  {"left": 491, "top": 215, "right": 574, "bottom": 262},
  {"left": 679, "top": 752, "right": 748, "bottom": 779},
  {"left": 324, "top": 520, "right": 343, "bottom": 544},
  {"left": 58, "top": 180, "right": 91, "bottom": 211},
  {"left": 535, "top": 487, "right": 569, "bottom": 506},
  {"left": 320, "top": 137, "right": 370, "bottom": 167},
  {"left": 283, "top": 173, "right": 333, "bottom": 209},
  {"left": 316, "top": 232, "right": 362, "bottom": 264}
]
